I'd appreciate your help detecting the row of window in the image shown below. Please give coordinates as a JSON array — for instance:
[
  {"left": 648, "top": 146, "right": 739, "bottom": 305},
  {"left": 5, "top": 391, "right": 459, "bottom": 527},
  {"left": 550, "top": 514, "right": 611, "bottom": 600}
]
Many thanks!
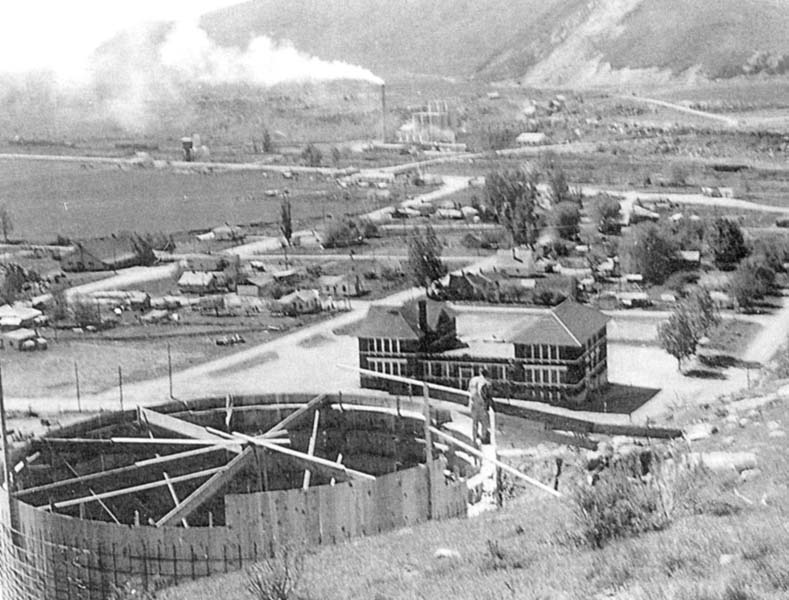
[
  {"left": 363, "top": 338, "right": 403, "bottom": 354},
  {"left": 366, "top": 358, "right": 408, "bottom": 377}
]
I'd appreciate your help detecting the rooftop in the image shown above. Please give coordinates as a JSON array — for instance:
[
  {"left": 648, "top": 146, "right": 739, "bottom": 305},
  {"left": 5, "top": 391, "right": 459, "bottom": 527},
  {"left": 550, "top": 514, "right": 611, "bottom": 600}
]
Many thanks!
[{"left": 508, "top": 299, "right": 609, "bottom": 347}]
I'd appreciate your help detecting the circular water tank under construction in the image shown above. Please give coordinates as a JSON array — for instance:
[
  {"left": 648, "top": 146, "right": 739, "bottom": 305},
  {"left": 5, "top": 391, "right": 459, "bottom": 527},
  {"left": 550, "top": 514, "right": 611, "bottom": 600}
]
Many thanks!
[{"left": 0, "top": 393, "right": 477, "bottom": 600}]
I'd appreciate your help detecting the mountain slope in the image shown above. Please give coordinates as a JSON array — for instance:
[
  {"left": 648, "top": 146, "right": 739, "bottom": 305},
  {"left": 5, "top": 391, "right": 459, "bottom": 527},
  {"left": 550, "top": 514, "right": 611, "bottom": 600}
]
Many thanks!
[{"left": 196, "top": 0, "right": 789, "bottom": 86}]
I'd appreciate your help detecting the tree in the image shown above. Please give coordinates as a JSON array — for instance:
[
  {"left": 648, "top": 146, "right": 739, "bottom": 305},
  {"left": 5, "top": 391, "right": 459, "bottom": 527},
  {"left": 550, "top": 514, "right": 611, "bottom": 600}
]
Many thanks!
[
  {"left": 552, "top": 201, "right": 581, "bottom": 240},
  {"left": 708, "top": 218, "right": 748, "bottom": 268},
  {"left": 592, "top": 194, "right": 622, "bottom": 235},
  {"left": 620, "top": 223, "right": 678, "bottom": 284},
  {"left": 484, "top": 167, "right": 541, "bottom": 246},
  {"left": 407, "top": 224, "right": 447, "bottom": 291},
  {"left": 262, "top": 129, "right": 273, "bottom": 153},
  {"left": 330, "top": 146, "right": 342, "bottom": 168},
  {"left": 729, "top": 255, "right": 775, "bottom": 311},
  {"left": 0, "top": 264, "right": 26, "bottom": 305},
  {"left": 280, "top": 196, "right": 293, "bottom": 246},
  {"left": 541, "top": 152, "right": 580, "bottom": 206},
  {"left": 301, "top": 143, "right": 322, "bottom": 167},
  {"left": 685, "top": 287, "right": 720, "bottom": 339},
  {"left": 658, "top": 305, "right": 698, "bottom": 370},
  {"left": 0, "top": 206, "right": 13, "bottom": 243}
]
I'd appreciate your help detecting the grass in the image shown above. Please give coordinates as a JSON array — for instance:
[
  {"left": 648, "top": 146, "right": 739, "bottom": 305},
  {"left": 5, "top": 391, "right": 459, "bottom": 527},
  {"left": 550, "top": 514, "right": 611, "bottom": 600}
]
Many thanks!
[{"left": 149, "top": 387, "right": 789, "bottom": 600}]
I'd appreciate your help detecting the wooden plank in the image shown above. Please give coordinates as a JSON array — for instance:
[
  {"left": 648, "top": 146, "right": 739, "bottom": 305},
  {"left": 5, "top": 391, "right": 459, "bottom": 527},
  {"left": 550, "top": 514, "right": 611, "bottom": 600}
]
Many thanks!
[
  {"left": 16, "top": 445, "right": 228, "bottom": 500},
  {"left": 139, "top": 408, "right": 242, "bottom": 453},
  {"left": 231, "top": 432, "right": 375, "bottom": 482},
  {"left": 44, "top": 467, "right": 224, "bottom": 510},
  {"left": 261, "top": 393, "right": 327, "bottom": 438},
  {"left": 33, "top": 437, "right": 241, "bottom": 454},
  {"left": 155, "top": 447, "right": 256, "bottom": 527},
  {"left": 162, "top": 472, "right": 189, "bottom": 528},
  {"left": 302, "top": 411, "right": 321, "bottom": 490},
  {"left": 88, "top": 489, "right": 121, "bottom": 524}
]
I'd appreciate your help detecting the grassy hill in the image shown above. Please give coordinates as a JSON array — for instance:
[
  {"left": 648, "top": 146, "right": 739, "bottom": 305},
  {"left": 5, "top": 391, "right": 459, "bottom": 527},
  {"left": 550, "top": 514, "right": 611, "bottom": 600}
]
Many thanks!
[{"left": 197, "top": 0, "right": 789, "bottom": 85}]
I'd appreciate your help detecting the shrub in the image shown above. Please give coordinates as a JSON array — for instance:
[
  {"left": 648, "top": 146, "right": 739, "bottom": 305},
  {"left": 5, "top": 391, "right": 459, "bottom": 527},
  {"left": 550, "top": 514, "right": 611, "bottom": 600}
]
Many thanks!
[
  {"left": 572, "top": 462, "right": 672, "bottom": 549},
  {"left": 708, "top": 218, "right": 748, "bottom": 268},
  {"left": 247, "top": 546, "right": 305, "bottom": 600}
]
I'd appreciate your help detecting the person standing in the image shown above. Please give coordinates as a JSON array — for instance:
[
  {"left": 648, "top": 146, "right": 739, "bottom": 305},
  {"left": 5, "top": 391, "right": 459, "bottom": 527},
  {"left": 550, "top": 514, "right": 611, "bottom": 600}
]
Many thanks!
[{"left": 468, "top": 366, "right": 492, "bottom": 448}]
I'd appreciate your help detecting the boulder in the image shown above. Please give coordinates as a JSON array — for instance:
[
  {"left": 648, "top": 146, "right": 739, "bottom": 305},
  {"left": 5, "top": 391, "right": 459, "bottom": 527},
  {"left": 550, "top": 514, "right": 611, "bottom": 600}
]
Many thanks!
[
  {"left": 740, "top": 468, "right": 761, "bottom": 481},
  {"left": 684, "top": 423, "right": 717, "bottom": 441},
  {"left": 433, "top": 548, "right": 461, "bottom": 560},
  {"left": 692, "top": 451, "right": 758, "bottom": 473}
]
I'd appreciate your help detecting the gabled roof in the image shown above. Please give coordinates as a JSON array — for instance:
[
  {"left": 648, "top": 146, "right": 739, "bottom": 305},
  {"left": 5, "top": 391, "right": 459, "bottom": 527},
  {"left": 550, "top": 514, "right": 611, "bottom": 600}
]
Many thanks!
[
  {"left": 279, "top": 289, "right": 320, "bottom": 305},
  {"left": 178, "top": 271, "right": 219, "bottom": 287},
  {"left": 72, "top": 236, "right": 140, "bottom": 266},
  {"left": 354, "top": 299, "right": 455, "bottom": 341},
  {"left": 508, "top": 299, "right": 609, "bottom": 347},
  {"left": 318, "top": 275, "right": 347, "bottom": 286}
]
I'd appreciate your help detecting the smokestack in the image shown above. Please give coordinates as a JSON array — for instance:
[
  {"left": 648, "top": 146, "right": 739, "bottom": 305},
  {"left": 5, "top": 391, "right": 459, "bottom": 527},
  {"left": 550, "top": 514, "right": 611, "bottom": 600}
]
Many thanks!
[{"left": 380, "top": 83, "right": 386, "bottom": 143}]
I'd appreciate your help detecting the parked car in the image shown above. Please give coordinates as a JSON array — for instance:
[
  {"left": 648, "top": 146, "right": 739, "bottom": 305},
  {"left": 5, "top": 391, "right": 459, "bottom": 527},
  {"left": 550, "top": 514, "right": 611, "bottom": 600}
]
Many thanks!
[{"left": 216, "top": 334, "right": 246, "bottom": 346}]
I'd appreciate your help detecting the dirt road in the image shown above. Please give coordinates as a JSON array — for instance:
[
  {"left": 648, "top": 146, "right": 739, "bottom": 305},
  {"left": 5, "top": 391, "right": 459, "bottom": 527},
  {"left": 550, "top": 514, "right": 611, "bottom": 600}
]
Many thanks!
[{"left": 622, "top": 95, "right": 740, "bottom": 127}]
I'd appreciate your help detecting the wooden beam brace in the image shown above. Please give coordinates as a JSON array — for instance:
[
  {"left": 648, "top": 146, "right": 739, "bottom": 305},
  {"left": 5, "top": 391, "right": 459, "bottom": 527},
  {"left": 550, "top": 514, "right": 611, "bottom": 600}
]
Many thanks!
[
  {"left": 156, "top": 447, "right": 256, "bottom": 528},
  {"left": 89, "top": 489, "right": 121, "bottom": 524},
  {"left": 163, "top": 472, "right": 189, "bottom": 528},
  {"left": 32, "top": 437, "right": 242, "bottom": 454},
  {"left": 261, "top": 393, "right": 327, "bottom": 439},
  {"left": 429, "top": 426, "right": 562, "bottom": 499},
  {"left": 232, "top": 431, "right": 375, "bottom": 482},
  {"left": 139, "top": 407, "right": 242, "bottom": 453},
  {"left": 43, "top": 467, "right": 225, "bottom": 510},
  {"left": 302, "top": 410, "right": 321, "bottom": 490},
  {"left": 17, "top": 445, "right": 228, "bottom": 500}
]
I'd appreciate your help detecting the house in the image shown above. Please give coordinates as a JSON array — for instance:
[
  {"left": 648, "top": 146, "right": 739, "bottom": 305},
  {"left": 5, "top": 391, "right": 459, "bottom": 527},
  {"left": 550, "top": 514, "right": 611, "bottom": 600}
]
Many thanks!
[
  {"left": 274, "top": 289, "right": 332, "bottom": 315},
  {"left": 0, "top": 304, "right": 43, "bottom": 330},
  {"left": 446, "top": 272, "right": 500, "bottom": 303},
  {"left": 318, "top": 274, "right": 364, "bottom": 298},
  {"left": 177, "top": 271, "right": 227, "bottom": 295},
  {"left": 271, "top": 269, "right": 302, "bottom": 286},
  {"left": 61, "top": 235, "right": 152, "bottom": 272},
  {"left": 355, "top": 298, "right": 609, "bottom": 407},
  {"left": 678, "top": 250, "right": 702, "bottom": 268},
  {"left": 212, "top": 225, "right": 245, "bottom": 242},
  {"left": 1, "top": 328, "right": 38, "bottom": 350},
  {"left": 237, "top": 274, "right": 274, "bottom": 298},
  {"left": 515, "top": 132, "right": 547, "bottom": 146},
  {"left": 181, "top": 254, "right": 230, "bottom": 272}
]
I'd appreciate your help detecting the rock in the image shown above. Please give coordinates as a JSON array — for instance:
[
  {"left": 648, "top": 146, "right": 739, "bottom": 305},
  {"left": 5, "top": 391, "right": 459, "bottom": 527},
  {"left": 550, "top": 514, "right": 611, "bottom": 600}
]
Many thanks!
[
  {"left": 684, "top": 423, "right": 717, "bottom": 441},
  {"left": 719, "top": 554, "right": 738, "bottom": 566},
  {"left": 722, "top": 436, "right": 735, "bottom": 447},
  {"left": 740, "top": 468, "right": 761, "bottom": 481},
  {"left": 725, "top": 414, "right": 739, "bottom": 424},
  {"left": 769, "top": 430, "right": 786, "bottom": 438},
  {"left": 747, "top": 409, "right": 759, "bottom": 419},
  {"left": 728, "top": 395, "right": 777, "bottom": 414},
  {"left": 738, "top": 418, "right": 750, "bottom": 428},
  {"left": 433, "top": 548, "right": 461, "bottom": 560},
  {"left": 692, "top": 451, "right": 758, "bottom": 473},
  {"left": 767, "top": 420, "right": 781, "bottom": 431}
]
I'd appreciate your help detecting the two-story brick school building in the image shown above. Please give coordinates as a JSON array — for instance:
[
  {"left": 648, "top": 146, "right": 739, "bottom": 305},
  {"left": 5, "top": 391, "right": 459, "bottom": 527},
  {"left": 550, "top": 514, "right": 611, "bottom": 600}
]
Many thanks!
[{"left": 354, "top": 298, "right": 609, "bottom": 407}]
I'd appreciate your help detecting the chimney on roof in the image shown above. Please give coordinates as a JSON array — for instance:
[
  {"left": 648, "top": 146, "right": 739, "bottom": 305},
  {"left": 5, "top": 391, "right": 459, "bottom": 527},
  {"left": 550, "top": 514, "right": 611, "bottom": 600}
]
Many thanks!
[{"left": 418, "top": 299, "right": 428, "bottom": 333}]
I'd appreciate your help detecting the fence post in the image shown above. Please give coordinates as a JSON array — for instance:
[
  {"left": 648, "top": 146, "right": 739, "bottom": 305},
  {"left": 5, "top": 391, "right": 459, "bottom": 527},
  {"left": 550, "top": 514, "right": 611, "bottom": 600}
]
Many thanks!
[
  {"left": 167, "top": 343, "right": 173, "bottom": 399},
  {"left": 118, "top": 366, "right": 124, "bottom": 412},
  {"left": 74, "top": 362, "right": 81, "bottom": 412},
  {"left": 422, "top": 384, "right": 433, "bottom": 520}
]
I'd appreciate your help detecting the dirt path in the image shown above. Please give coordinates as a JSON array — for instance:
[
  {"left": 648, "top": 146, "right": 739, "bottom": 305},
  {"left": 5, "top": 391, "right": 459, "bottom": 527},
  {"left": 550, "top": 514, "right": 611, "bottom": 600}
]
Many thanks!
[{"left": 622, "top": 95, "right": 740, "bottom": 127}]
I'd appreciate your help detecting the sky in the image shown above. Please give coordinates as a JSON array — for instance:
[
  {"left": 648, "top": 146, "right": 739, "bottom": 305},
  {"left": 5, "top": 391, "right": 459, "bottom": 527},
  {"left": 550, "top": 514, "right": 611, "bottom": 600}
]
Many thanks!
[{"left": 0, "top": 0, "right": 242, "bottom": 78}]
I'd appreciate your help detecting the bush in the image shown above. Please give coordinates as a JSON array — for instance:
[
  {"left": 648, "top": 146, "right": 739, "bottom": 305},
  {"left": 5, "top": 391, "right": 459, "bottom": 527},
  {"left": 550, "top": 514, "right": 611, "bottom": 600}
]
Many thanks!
[
  {"left": 322, "top": 220, "right": 362, "bottom": 249},
  {"left": 572, "top": 462, "right": 672, "bottom": 549},
  {"left": 247, "top": 546, "right": 305, "bottom": 600},
  {"left": 708, "top": 218, "right": 748, "bottom": 268}
]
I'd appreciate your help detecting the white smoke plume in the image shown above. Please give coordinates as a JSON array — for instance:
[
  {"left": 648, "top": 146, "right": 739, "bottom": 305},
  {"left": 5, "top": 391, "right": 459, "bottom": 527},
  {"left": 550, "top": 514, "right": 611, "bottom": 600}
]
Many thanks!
[
  {"left": 0, "top": 20, "right": 384, "bottom": 134},
  {"left": 160, "top": 21, "right": 384, "bottom": 86}
]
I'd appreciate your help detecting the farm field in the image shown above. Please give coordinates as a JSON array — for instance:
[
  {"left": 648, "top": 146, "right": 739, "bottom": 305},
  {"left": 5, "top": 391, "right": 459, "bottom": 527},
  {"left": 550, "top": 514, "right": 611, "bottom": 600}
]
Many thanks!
[{"left": 0, "top": 158, "right": 399, "bottom": 242}]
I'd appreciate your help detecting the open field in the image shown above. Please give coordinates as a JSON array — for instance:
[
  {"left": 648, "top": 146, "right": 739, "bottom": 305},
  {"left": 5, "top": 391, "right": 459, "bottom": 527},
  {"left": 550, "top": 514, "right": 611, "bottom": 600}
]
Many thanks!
[{"left": 0, "top": 158, "right": 411, "bottom": 242}]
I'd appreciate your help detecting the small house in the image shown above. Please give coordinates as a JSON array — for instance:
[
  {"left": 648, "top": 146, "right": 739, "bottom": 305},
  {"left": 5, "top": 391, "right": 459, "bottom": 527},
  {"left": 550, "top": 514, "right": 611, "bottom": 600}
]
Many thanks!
[
  {"left": 274, "top": 289, "right": 331, "bottom": 315},
  {"left": 515, "top": 132, "right": 547, "bottom": 146},
  {"left": 237, "top": 274, "right": 275, "bottom": 298},
  {"left": 490, "top": 248, "right": 538, "bottom": 279},
  {"left": 678, "top": 250, "right": 701, "bottom": 268},
  {"left": 0, "top": 305, "right": 43, "bottom": 330},
  {"left": 2, "top": 328, "right": 38, "bottom": 350},
  {"left": 61, "top": 235, "right": 152, "bottom": 272},
  {"left": 318, "top": 274, "right": 364, "bottom": 298},
  {"left": 212, "top": 225, "right": 245, "bottom": 242},
  {"left": 177, "top": 271, "right": 226, "bottom": 295}
]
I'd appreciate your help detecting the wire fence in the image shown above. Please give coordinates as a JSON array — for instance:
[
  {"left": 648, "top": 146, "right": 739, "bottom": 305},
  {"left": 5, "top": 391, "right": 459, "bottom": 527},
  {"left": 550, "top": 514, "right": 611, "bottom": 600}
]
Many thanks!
[{"left": 0, "top": 518, "right": 264, "bottom": 600}]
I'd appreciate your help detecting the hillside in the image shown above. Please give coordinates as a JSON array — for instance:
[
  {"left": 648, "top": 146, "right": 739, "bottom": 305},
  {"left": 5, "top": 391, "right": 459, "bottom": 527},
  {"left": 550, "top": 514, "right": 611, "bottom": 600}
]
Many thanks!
[{"left": 197, "top": 0, "right": 789, "bottom": 86}]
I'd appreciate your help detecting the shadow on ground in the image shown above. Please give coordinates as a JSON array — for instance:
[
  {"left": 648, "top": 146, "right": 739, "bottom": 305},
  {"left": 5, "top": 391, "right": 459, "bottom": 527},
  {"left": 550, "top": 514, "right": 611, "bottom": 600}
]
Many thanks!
[
  {"left": 698, "top": 352, "right": 762, "bottom": 370},
  {"left": 583, "top": 383, "right": 660, "bottom": 415}
]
